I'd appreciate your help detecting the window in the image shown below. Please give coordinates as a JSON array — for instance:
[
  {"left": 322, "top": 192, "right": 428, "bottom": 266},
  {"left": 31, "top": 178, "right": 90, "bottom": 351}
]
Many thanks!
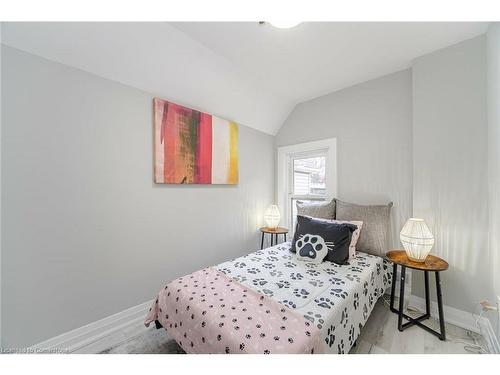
[
  {"left": 290, "top": 155, "right": 327, "bottom": 229},
  {"left": 277, "top": 139, "right": 337, "bottom": 233}
]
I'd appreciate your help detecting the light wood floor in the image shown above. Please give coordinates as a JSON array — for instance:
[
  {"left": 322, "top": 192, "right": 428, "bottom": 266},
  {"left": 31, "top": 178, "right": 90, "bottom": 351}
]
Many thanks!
[{"left": 78, "top": 299, "right": 488, "bottom": 354}]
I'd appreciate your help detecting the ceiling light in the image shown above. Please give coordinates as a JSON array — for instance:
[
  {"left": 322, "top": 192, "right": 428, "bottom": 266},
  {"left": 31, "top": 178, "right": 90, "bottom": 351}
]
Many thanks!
[{"left": 266, "top": 21, "right": 302, "bottom": 29}]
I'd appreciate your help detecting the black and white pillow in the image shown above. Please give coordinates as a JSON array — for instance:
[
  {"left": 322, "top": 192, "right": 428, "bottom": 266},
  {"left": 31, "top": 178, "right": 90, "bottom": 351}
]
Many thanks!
[{"left": 291, "top": 215, "right": 357, "bottom": 265}]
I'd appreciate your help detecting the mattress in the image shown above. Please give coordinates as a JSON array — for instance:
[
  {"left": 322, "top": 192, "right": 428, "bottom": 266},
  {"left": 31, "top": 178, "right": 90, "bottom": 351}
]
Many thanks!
[{"left": 145, "top": 241, "right": 392, "bottom": 354}]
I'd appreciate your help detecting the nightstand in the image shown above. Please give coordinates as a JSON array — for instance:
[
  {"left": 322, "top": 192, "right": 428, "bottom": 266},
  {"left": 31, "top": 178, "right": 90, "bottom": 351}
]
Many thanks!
[
  {"left": 386, "top": 250, "right": 449, "bottom": 341},
  {"left": 259, "top": 227, "right": 288, "bottom": 249}
]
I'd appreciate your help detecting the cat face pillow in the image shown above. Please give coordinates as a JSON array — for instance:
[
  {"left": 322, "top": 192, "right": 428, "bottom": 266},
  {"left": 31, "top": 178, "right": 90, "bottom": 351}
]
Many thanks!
[
  {"left": 295, "top": 234, "right": 329, "bottom": 264},
  {"left": 291, "top": 215, "right": 357, "bottom": 264}
]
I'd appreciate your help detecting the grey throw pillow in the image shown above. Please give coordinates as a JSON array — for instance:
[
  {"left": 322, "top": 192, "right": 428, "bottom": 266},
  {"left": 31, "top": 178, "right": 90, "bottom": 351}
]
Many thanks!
[
  {"left": 335, "top": 199, "right": 393, "bottom": 257},
  {"left": 296, "top": 199, "right": 336, "bottom": 220}
]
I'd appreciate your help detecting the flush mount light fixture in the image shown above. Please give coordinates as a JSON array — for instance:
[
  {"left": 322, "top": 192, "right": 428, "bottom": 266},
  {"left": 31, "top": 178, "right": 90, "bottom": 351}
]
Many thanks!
[{"left": 259, "top": 21, "right": 302, "bottom": 29}]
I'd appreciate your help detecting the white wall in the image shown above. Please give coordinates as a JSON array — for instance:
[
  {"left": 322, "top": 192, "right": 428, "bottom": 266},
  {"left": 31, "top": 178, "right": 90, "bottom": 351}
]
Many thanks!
[
  {"left": 412, "top": 36, "right": 494, "bottom": 312},
  {"left": 487, "top": 23, "right": 500, "bottom": 305},
  {"left": 1, "top": 46, "right": 275, "bottom": 348},
  {"left": 275, "top": 69, "right": 413, "bottom": 251}
]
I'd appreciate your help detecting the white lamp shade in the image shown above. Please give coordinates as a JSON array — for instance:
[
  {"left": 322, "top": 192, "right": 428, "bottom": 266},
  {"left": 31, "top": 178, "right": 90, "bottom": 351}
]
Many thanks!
[
  {"left": 400, "top": 218, "right": 434, "bottom": 262},
  {"left": 264, "top": 205, "right": 281, "bottom": 229}
]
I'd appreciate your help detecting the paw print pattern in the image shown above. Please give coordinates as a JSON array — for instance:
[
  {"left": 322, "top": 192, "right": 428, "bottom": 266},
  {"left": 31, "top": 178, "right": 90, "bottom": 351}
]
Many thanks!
[
  {"left": 315, "top": 297, "right": 335, "bottom": 309},
  {"left": 348, "top": 324, "right": 356, "bottom": 346},
  {"left": 303, "top": 311, "right": 325, "bottom": 328},
  {"left": 340, "top": 307, "right": 349, "bottom": 328},
  {"left": 304, "top": 262, "right": 318, "bottom": 269},
  {"left": 338, "top": 339, "right": 345, "bottom": 354},
  {"left": 252, "top": 278, "right": 267, "bottom": 286},
  {"left": 325, "top": 325, "right": 336, "bottom": 347},
  {"left": 276, "top": 280, "right": 291, "bottom": 289},
  {"left": 363, "top": 281, "right": 369, "bottom": 296},
  {"left": 353, "top": 292, "right": 360, "bottom": 310},
  {"left": 330, "top": 288, "right": 348, "bottom": 299},
  {"left": 293, "top": 288, "right": 310, "bottom": 299},
  {"left": 276, "top": 280, "right": 290, "bottom": 289},
  {"left": 306, "top": 269, "right": 320, "bottom": 277},
  {"left": 267, "top": 256, "right": 279, "bottom": 262},
  {"left": 233, "top": 275, "right": 247, "bottom": 283},
  {"left": 219, "top": 267, "right": 231, "bottom": 274},
  {"left": 290, "top": 272, "right": 303, "bottom": 280},
  {"left": 234, "top": 262, "right": 246, "bottom": 268},
  {"left": 357, "top": 262, "right": 370, "bottom": 268},
  {"left": 262, "top": 263, "right": 275, "bottom": 269},
  {"left": 282, "top": 299, "right": 297, "bottom": 309},
  {"left": 368, "top": 293, "right": 374, "bottom": 307},
  {"left": 247, "top": 267, "right": 260, "bottom": 274},
  {"left": 345, "top": 274, "right": 361, "bottom": 283},
  {"left": 324, "top": 268, "right": 337, "bottom": 275},
  {"left": 284, "top": 261, "right": 297, "bottom": 268},
  {"left": 329, "top": 277, "right": 345, "bottom": 286},
  {"left": 348, "top": 266, "right": 363, "bottom": 273},
  {"left": 268, "top": 250, "right": 278, "bottom": 255},
  {"left": 269, "top": 270, "right": 283, "bottom": 278},
  {"left": 363, "top": 303, "right": 368, "bottom": 320},
  {"left": 308, "top": 279, "right": 324, "bottom": 288},
  {"left": 261, "top": 289, "right": 274, "bottom": 297}
]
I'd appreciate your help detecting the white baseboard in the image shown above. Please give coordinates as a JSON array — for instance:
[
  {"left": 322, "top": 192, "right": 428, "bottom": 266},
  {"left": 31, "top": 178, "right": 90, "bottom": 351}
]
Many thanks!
[
  {"left": 477, "top": 315, "right": 500, "bottom": 354},
  {"left": 409, "top": 295, "right": 499, "bottom": 353},
  {"left": 30, "top": 300, "right": 152, "bottom": 353}
]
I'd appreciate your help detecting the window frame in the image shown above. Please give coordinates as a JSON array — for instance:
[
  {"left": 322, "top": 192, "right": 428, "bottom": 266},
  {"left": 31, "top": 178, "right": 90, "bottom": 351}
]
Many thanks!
[{"left": 276, "top": 138, "right": 337, "bottom": 233}]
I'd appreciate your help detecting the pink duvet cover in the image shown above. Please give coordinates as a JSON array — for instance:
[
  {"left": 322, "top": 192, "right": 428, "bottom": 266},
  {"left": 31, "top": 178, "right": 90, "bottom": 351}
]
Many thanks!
[{"left": 145, "top": 267, "right": 323, "bottom": 354}]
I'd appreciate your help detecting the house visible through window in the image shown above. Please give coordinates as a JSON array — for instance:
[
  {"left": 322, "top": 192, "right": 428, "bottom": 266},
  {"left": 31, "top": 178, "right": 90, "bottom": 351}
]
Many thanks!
[
  {"left": 277, "top": 138, "right": 337, "bottom": 233},
  {"left": 290, "top": 156, "right": 327, "bottom": 229}
]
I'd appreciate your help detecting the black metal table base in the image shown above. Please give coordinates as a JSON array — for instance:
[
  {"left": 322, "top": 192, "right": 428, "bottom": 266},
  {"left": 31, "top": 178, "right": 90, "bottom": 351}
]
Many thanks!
[
  {"left": 261, "top": 232, "right": 287, "bottom": 249},
  {"left": 389, "top": 263, "right": 446, "bottom": 341}
]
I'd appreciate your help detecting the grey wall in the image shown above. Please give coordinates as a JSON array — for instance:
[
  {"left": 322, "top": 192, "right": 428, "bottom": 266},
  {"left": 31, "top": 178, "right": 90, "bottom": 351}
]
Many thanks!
[
  {"left": 412, "top": 36, "right": 494, "bottom": 311},
  {"left": 1, "top": 46, "right": 275, "bottom": 348},
  {"left": 275, "top": 69, "right": 413, "bottom": 251},
  {"left": 487, "top": 23, "right": 500, "bottom": 302}
]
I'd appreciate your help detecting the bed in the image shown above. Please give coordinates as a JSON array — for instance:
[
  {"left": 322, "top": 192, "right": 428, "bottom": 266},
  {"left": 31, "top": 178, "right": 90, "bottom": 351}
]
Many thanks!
[{"left": 145, "top": 241, "right": 392, "bottom": 354}]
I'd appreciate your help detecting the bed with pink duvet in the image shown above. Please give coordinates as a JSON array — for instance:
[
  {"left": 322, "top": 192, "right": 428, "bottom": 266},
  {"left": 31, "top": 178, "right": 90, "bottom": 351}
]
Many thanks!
[{"left": 145, "top": 241, "right": 392, "bottom": 354}]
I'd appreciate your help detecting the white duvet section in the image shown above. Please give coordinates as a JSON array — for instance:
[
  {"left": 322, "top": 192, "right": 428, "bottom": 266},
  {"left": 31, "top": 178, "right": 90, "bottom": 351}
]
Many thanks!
[{"left": 217, "top": 242, "right": 392, "bottom": 354}]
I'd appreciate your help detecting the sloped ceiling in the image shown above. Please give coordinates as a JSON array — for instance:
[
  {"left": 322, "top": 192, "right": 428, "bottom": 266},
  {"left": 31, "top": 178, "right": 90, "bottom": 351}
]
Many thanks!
[
  {"left": 1, "top": 22, "right": 293, "bottom": 135},
  {"left": 1, "top": 22, "right": 488, "bottom": 135}
]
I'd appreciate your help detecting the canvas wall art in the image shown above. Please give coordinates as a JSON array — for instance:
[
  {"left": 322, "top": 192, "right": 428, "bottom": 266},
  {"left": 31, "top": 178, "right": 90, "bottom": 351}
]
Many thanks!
[{"left": 154, "top": 98, "right": 239, "bottom": 184}]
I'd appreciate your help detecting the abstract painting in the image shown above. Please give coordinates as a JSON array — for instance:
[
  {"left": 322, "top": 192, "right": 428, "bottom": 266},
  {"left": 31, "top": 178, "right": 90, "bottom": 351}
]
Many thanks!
[{"left": 154, "top": 98, "right": 239, "bottom": 184}]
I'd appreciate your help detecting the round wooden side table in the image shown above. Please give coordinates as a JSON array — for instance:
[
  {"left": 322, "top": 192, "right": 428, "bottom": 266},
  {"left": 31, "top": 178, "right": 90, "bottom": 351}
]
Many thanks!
[
  {"left": 386, "top": 250, "right": 449, "bottom": 341},
  {"left": 259, "top": 227, "right": 289, "bottom": 249}
]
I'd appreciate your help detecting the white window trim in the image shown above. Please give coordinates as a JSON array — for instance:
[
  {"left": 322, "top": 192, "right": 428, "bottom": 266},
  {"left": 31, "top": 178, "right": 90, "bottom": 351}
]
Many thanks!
[{"left": 276, "top": 138, "right": 337, "bottom": 232}]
